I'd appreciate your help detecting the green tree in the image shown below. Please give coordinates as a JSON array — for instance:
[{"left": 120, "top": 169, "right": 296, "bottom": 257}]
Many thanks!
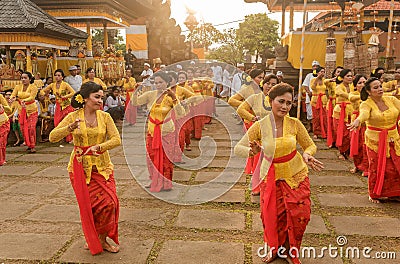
[
  {"left": 207, "top": 29, "right": 243, "bottom": 65},
  {"left": 188, "top": 23, "right": 222, "bottom": 51},
  {"left": 236, "top": 13, "right": 279, "bottom": 63}
]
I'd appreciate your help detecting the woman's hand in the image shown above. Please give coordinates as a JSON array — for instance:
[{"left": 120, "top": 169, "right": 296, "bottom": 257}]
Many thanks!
[
  {"left": 165, "top": 88, "right": 177, "bottom": 100},
  {"left": 84, "top": 145, "right": 101, "bottom": 156},
  {"left": 347, "top": 119, "right": 360, "bottom": 131},
  {"left": 21, "top": 101, "right": 26, "bottom": 108},
  {"left": 252, "top": 116, "right": 259, "bottom": 122},
  {"left": 8, "top": 97, "right": 16, "bottom": 104},
  {"left": 249, "top": 140, "right": 262, "bottom": 157},
  {"left": 0, "top": 105, "right": 4, "bottom": 113},
  {"left": 68, "top": 118, "right": 82, "bottom": 132},
  {"left": 303, "top": 152, "right": 324, "bottom": 171}
]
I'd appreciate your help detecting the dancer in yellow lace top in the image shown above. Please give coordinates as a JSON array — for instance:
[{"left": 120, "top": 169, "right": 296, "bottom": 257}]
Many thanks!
[
  {"left": 348, "top": 77, "right": 400, "bottom": 203},
  {"left": 237, "top": 74, "right": 278, "bottom": 123},
  {"left": 49, "top": 81, "right": 121, "bottom": 255},
  {"left": 41, "top": 69, "right": 75, "bottom": 138},
  {"left": 310, "top": 66, "right": 328, "bottom": 139},
  {"left": 325, "top": 66, "right": 343, "bottom": 147},
  {"left": 228, "top": 69, "right": 264, "bottom": 108},
  {"left": 333, "top": 69, "right": 354, "bottom": 159},
  {"left": 123, "top": 68, "right": 138, "bottom": 125},
  {"left": 131, "top": 71, "right": 185, "bottom": 192},
  {"left": 0, "top": 94, "right": 12, "bottom": 165},
  {"left": 235, "top": 83, "right": 323, "bottom": 264},
  {"left": 10, "top": 71, "right": 38, "bottom": 153}
]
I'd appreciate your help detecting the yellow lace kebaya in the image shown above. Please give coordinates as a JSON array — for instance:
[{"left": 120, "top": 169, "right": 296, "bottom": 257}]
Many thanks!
[
  {"left": 234, "top": 115, "right": 316, "bottom": 189},
  {"left": 310, "top": 78, "right": 328, "bottom": 107},
  {"left": 357, "top": 96, "right": 400, "bottom": 157},
  {"left": 0, "top": 95, "right": 12, "bottom": 125},
  {"left": 42, "top": 81, "right": 75, "bottom": 110},
  {"left": 131, "top": 90, "right": 185, "bottom": 136},
  {"left": 237, "top": 93, "right": 270, "bottom": 123},
  {"left": 228, "top": 83, "right": 262, "bottom": 108},
  {"left": 49, "top": 109, "right": 121, "bottom": 183},
  {"left": 11, "top": 84, "right": 38, "bottom": 116},
  {"left": 333, "top": 83, "right": 354, "bottom": 122}
]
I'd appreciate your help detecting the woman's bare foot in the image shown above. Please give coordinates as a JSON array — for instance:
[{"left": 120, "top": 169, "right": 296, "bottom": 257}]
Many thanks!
[
  {"left": 185, "top": 145, "right": 192, "bottom": 151},
  {"left": 102, "top": 241, "right": 119, "bottom": 253},
  {"left": 99, "top": 234, "right": 119, "bottom": 253},
  {"left": 369, "top": 196, "right": 380, "bottom": 204},
  {"left": 350, "top": 167, "right": 359, "bottom": 174},
  {"left": 313, "top": 135, "right": 318, "bottom": 139},
  {"left": 338, "top": 154, "right": 346, "bottom": 160},
  {"left": 83, "top": 243, "right": 89, "bottom": 250},
  {"left": 261, "top": 253, "right": 277, "bottom": 263}
]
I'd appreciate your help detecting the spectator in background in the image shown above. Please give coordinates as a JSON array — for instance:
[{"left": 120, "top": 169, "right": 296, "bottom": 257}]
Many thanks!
[
  {"left": 140, "top": 63, "right": 154, "bottom": 93},
  {"left": 276, "top": 71, "right": 284, "bottom": 83},
  {"left": 64, "top": 65, "right": 82, "bottom": 92},
  {"left": 231, "top": 63, "right": 245, "bottom": 96},
  {"left": 104, "top": 86, "right": 125, "bottom": 122}
]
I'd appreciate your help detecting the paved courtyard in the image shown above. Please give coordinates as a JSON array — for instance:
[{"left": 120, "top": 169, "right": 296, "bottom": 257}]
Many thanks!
[{"left": 0, "top": 105, "right": 399, "bottom": 264}]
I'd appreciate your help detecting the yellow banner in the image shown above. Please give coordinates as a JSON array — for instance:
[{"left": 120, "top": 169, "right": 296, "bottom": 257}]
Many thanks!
[
  {"left": 126, "top": 34, "right": 148, "bottom": 51},
  {"left": 282, "top": 32, "right": 372, "bottom": 69}
]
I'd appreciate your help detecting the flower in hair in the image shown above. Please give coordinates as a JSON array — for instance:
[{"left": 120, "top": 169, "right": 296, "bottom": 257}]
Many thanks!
[
  {"left": 337, "top": 76, "right": 343, "bottom": 81},
  {"left": 75, "top": 94, "right": 84, "bottom": 104},
  {"left": 313, "top": 70, "right": 317, "bottom": 75}
]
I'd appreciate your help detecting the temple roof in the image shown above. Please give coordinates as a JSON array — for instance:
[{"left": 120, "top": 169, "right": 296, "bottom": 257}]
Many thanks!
[
  {"left": 365, "top": 0, "right": 400, "bottom": 10},
  {"left": 265, "top": 0, "right": 377, "bottom": 12},
  {"left": 31, "top": 0, "right": 155, "bottom": 27},
  {"left": 0, "top": 0, "right": 87, "bottom": 39}
]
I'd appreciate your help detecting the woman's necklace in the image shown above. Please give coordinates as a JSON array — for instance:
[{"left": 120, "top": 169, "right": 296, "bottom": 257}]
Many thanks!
[{"left": 85, "top": 115, "right": 97, "bottom": 127}]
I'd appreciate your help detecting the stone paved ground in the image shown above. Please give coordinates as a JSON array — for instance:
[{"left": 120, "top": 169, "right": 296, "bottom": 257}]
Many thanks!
[{"left": 0, "top": 104, "right": 399, "bottom": 264}]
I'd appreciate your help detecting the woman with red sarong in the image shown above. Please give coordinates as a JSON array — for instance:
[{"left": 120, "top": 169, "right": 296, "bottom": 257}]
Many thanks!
[
  {"left": 348, "top": 77, "right": 400, "bottom": 203},
  {"left": 310, "top": 66, "right": 328, "bottom": 139},
  {"left": 131, "top": 71, "right": 185, "bottom": 192},
  {"left": 325, "top": 66, "right": 343, "bottom": 148},
  {"left": 235, "top": 84, "right": 323, "bottom": 264},
  {"left": 237, "top": 74, "right": 278, "bottom": 195},
  {"left": 42, "top": 69, "right": 75, "bottom": 143},
  {"left": 49, "top": 81, "right": 121, "bottom": 254},
  {"left": 349, "top": 74, "right": 369, "bottom": 175},
  {"left": 229, "top": 69, "right": 264, "bottom": 175},
  {"left": 177, "top": 71, "right": 195, "bottom": 151},
  {"left": 333, "top": 69, "right": 354, "bottom": 160},
  {"left": 167, "top": 71, "right": 196, "bottom": 163},
  {"left": 0, "top": 94, "right": 12, "bottom": 166},
  {"left": 122, "top": 68, "right": 137, "bottom": 125},
  {"left": 10, "top": 72, "right": 38, "bottom": 153}
]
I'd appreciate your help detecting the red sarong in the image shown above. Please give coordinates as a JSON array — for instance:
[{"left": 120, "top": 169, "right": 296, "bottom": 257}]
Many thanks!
[
  {"left": 335, "top": 102, "right": 350, "bottom": 147},
  {"left": 351, "top": 125, "right": 368, "bottom": 172},
  {"left": 0, "top": 119, "right": 10, "bottom": 166},
  {"left": 367, "top": 125, "right": 397, "bottom": 196},
  {"left": 71, "top": 146, "right": 119, "bottom": 255},
  {"left": 54, "top": 102, "right": 74, "bottom": 142},
  {"left": 312, "top": 94, "right": 327, "bottom": 138},
  {"left": 367, "top": 143, "right": 400, "bottom": 199},
  {"left": 146, "top": 117, "right": 173, "bottom": 192},
  {"left": 124, "top": 91, "right": 137, "bottom": 125},
  {"left": 260, "top": 150, "right": 310, "bottom": 263},
  {"left": 244, "top": 121, "right": 255, "bottom": 175},
  {"left": 333, "top": 117, "right": 350, "bottom": 154},
  {"left": 19, "top": 101, "right": 38, "bottom": 149},
  {"left": 326, "top": 98, "right": 335, "bottom": 147}
]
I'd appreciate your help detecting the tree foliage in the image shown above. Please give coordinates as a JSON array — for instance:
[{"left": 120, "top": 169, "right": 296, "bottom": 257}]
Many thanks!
[
  {"left": 92, "top": 29, "right": 126, "bottom": 53},
  {"left": 207, "top": 29, "right": 243, "bottom": 65},
  {"left": 188, "top": 23, "right": 222, "bottom": 51},
  {"left": 236, "top": 13, "right": 279, "bottom": 62}
]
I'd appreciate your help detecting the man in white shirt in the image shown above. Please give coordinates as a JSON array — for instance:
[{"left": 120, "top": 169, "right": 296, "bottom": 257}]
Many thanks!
[
  {"left": 302, "top": 60, "right": 320, "bottom": 131},
  {"left": 220, "top": 64, "right": 232, "bottom": 98},
  {"left": 231, "top": 63, "right": 245, "bottom": 96},
  {"left": 64, "top": 65, "right": 82, "bottom": 92},
  {"left": 211, "top": 61, "right": 223, "bottom": 96},
  {"left": 140, "top": 63, "right": 153, "bottom": 92}
]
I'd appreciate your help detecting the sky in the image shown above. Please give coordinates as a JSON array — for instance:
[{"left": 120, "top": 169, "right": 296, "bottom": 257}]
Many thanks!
[{"left": 169, "top": 0, "right": 318, "bottom": 35}]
